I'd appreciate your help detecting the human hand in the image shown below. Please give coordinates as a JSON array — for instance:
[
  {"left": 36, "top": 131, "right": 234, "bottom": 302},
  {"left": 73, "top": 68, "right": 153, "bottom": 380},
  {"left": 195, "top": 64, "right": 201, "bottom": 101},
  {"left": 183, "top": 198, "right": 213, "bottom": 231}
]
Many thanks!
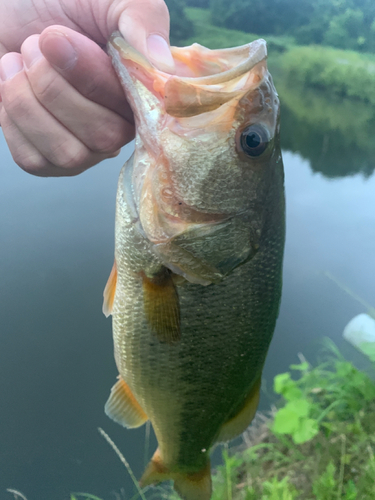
[{"left": 0, "top": 0, "right": 174, "bottom": 176}]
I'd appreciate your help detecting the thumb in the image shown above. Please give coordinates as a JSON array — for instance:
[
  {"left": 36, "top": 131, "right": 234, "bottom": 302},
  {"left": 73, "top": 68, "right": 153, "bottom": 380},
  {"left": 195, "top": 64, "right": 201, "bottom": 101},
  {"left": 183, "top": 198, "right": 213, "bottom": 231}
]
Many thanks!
[{"left": 117, "top": 0, "right": 175, "bottom": 73}]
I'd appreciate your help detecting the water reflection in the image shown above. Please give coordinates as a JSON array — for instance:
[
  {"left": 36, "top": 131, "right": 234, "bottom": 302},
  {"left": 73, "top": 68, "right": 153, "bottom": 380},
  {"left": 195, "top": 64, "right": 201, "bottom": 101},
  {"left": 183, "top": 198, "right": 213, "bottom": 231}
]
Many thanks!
[{"left": 278, "top": 81, "right": 375, "bottom": 178}]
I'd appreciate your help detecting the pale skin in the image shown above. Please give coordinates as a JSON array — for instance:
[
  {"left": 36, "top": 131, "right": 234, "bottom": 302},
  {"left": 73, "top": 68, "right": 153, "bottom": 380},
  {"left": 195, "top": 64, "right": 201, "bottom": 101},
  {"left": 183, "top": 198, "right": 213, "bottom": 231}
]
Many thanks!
[{"left": 0, "top": 0, "right": 174, "bottom": 176}]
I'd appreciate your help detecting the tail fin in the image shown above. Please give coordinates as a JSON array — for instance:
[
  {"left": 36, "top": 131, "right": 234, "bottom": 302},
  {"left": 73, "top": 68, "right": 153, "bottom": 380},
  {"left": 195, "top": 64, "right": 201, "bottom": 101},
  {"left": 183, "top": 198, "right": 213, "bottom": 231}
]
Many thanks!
[
  {"left": 174, "top": 464, "right": 212, "bottom": 500},
  {"left": 140, "top": 448, "right": 212, "bottom": 500}
]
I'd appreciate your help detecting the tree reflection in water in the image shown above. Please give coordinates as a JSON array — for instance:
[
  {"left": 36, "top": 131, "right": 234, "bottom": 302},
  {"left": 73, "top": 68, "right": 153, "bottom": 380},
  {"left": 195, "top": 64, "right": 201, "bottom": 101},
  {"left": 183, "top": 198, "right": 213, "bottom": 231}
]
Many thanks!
[{"left": 277, "top": 81, "right": 375, "bottom": 178}]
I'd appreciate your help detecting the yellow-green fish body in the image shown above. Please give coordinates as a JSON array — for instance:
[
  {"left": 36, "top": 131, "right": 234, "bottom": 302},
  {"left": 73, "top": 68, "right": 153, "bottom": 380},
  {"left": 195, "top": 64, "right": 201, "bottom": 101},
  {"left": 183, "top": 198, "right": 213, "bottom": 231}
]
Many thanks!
[{"left": 103, "top": 34, "right": 285, "bottom": 500}]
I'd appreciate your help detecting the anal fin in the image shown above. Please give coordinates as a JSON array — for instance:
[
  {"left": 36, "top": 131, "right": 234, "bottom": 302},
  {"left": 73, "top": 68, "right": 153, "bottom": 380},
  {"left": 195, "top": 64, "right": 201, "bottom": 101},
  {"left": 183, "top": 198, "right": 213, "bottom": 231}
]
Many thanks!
[
  {"left": 142, "top": 268, "right": 181, "bottom": 344},
  {"left": 103, "top": 260, "right": 117, "bottom": 317},
  {"left": 216, "top": 377, "right": 261, "bottom": 443},
  {"left": 105, "top": 376, "right": 148, "bottom": 428}
]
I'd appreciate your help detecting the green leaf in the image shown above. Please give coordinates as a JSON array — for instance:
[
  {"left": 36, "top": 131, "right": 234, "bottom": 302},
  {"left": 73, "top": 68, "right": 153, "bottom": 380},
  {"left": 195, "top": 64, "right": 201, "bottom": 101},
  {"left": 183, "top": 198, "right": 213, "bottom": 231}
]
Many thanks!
[
  {"left": 283, "top": 386, "right": 303, "bottom": 401},
  {"left": 312, "top": 461, "right": 337, "bottom": 498},
  {"left": 274, "top": 373, "right": 303, "bottom": 400},
  {"left": 244, "top": 487, "right": 258, "bottom": 500},
  {"left": 272, "top": 407, "right": 300, "bottom": 434},
  {"left": 262, "top": 476, "right": 299, "bottom": 500},
  {"left": 335, "top": 361, "right": 355, "bottom": 378},
  {"left": 274, "top": 373, "right": 292, "bottom": 394},
  {"left": 292, "top": 418, "right": 319, "bottom": 444},
  {"left": 286, "top": 399, "right": 310, "bottom": 417},
  {"left": 344, "top": 480, "right": 358, "bottom": 500}
]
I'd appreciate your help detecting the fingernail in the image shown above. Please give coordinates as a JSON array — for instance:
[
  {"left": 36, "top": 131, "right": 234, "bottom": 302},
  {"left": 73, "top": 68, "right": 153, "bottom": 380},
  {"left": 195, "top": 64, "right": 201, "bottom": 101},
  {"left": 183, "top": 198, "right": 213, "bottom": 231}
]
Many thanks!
[
  {"left": 23, "top": 35, "right": 43, "bottom": 69},
  {"left": 146, "top": 35, "right": 175, "bottom": 74},
  {"left": 0, "top": 53, "right": 23, "bottom": 81},
  {"left": 40, "top": 31, "right": 77, "bottom": 71}
]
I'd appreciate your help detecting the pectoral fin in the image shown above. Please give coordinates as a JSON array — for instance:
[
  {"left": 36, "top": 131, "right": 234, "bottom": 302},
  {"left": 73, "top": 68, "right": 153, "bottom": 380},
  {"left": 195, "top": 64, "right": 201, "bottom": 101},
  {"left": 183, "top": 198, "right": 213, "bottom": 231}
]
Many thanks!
[
  {"left": 142, "top": 268, "right": 181, "bottom": 344},
  {"left": 103, "top": 261, "right": 117, "bottom": 317},
  {"left": 105, "top": 376, "right": 148, "bottom": 428},
  {"left": 216, "top": 377, "right": 261, "bottom": 443}
]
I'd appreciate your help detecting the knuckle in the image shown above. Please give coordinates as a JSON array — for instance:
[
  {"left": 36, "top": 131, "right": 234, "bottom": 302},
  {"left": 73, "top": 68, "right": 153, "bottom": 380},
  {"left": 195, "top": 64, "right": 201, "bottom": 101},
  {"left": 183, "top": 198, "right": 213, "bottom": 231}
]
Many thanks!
[
  {"left": 31, "top": 71, "right": 62, "bottom": 107},
  {"left": 81, "top": 73, "right": 104, "bottom": 101},
  {"left": 90, "top": 121, "right": 127, "bottom": 153},
  {"left": 51, "top": 141, "right": 89, "bottom": 170},
  {"left": 2, "top": 86, "right": 30, "bottom": 121},
  {"left": 13, "top": 150, "right": 49, "bottom": 174}
]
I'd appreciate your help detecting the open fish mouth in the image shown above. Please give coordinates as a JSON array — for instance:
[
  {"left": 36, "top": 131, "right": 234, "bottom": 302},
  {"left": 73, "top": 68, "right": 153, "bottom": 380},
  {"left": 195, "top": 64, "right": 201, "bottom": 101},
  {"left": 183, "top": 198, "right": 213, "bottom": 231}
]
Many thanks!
[{"left": 109, "top": 33, "right": 268, "bottom": 117}]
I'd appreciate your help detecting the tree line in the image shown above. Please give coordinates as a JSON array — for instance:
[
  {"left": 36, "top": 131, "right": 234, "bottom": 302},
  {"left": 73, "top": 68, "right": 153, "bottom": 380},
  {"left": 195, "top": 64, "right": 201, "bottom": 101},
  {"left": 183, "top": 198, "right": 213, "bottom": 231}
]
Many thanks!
[{"left": 166, "top": 0, "right": 375, "bottom": 53}]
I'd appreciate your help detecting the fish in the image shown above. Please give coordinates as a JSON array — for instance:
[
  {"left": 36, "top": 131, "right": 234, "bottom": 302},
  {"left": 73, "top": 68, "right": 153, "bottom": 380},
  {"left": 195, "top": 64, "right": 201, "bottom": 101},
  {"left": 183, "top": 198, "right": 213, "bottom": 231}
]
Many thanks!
[{"left": 103, "top": 32, "right": 285, "bottom": 500}]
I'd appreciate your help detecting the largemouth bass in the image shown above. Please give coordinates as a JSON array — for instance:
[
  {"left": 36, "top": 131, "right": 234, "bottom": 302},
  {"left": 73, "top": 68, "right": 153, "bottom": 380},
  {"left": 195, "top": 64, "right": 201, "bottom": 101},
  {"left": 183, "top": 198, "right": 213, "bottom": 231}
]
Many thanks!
[{"left": 103, "top": 33, "right": 285, "bottom": 500}]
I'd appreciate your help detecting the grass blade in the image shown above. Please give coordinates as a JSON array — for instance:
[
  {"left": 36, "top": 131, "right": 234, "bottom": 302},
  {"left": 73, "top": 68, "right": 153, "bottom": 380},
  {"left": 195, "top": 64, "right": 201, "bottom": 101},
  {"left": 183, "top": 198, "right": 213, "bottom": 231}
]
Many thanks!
[
  {"left": 98, "top": 428, "right": 147, "bottom": 500},
  {"left": 6, "top": 490, "right": 28, "bottom": 500}
]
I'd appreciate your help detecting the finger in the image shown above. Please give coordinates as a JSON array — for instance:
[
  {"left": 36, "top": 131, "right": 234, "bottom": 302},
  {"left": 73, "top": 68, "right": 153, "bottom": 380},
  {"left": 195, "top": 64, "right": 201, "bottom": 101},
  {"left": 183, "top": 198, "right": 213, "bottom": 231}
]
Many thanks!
[
  {"left": 116, "top": 0, "right": 175, "bottom": 73},
  {"left": 21, "top": 34, "right": 134, "bottom": 154},
  {"left": 0, "top": 107, "right": 50, "bottom": 175},
  {"left": 0, "top": 52, "right": 24, "bottom": 127},
  {"left": 1, "top": 108, "right": 115, "bottom": 177},
  {"left": 38, "top": 26, "right": 134, "bottom": 123},
  {"left": 0, "top": 53, "right": 109, "bottom": 175}
]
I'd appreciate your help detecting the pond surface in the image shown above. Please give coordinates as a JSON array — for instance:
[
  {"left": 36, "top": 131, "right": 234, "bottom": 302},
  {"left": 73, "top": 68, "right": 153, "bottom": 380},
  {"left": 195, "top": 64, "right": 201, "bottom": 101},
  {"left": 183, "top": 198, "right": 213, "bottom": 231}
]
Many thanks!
[{"left": 1, "top": 85, "right": 374, "bottom": 499}]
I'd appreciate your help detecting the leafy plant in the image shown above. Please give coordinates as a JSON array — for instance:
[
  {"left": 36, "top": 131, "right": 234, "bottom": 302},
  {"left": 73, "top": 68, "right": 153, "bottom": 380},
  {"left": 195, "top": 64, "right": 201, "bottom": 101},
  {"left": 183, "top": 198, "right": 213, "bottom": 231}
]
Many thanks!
[
  {"left": 272, "top": 364, "right": 319, "bottom": 444},
  {"left": 312, "top": 461, "right": 337, "bottom": 500},
  {"left": 262, "top": 476, "right": 299, "bottom": 500}
]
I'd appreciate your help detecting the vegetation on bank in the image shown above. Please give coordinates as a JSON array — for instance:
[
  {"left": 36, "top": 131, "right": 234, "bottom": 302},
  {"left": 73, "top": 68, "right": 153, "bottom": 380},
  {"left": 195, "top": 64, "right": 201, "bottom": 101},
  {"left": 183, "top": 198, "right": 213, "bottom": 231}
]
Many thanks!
[
  {"left": 281, "top": 46, "right": 375, "bottom": 106},
  {"left": 169, "top": 0, "right": 375, "bottom": 54}
]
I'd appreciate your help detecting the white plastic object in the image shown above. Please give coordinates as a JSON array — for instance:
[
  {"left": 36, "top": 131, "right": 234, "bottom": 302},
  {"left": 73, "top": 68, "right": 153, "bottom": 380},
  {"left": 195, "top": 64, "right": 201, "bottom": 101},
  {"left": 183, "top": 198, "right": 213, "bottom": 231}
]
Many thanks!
[{"left": 343, "top": 313, "right": 375, "bottom": 347}]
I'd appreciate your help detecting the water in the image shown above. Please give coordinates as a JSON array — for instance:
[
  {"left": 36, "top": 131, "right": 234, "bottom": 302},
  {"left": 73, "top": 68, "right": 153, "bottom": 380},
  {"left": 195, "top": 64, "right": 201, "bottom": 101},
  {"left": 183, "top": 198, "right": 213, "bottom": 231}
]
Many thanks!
[{"left": 1, "top": 86, "right": 375, "bottom": 499}]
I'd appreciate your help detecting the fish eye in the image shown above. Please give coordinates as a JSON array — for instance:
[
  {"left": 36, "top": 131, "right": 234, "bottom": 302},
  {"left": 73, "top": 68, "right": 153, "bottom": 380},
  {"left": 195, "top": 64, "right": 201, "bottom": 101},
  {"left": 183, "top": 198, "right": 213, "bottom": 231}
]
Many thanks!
[{"left": 240, "top": 124, "right": 270, "bottom": 157}]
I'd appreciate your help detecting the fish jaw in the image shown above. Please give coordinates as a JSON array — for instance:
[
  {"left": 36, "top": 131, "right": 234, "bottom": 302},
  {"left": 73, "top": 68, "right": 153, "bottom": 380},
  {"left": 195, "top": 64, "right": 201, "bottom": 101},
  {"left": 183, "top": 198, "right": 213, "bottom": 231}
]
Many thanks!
[{"left": 108, "top": 34, "right": 278, "bottom": 230}]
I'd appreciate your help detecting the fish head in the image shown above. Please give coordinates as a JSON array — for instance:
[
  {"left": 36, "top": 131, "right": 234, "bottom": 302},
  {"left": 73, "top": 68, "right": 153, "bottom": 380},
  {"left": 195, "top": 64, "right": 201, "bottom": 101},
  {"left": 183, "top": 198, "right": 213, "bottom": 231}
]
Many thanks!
[{"left": 109, "top": 35, "right": 282, "bottom": 267}]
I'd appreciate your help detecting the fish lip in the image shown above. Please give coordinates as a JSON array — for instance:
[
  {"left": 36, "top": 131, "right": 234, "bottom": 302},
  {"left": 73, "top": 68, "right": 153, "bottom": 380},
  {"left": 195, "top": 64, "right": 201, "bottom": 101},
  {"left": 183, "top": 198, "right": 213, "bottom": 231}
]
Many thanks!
[
  {"left": 170, "top": 41, "right": 268, "bottom": 85},
  {"left": 109, "top": 32, "right": 267, "bottom": 84}
]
